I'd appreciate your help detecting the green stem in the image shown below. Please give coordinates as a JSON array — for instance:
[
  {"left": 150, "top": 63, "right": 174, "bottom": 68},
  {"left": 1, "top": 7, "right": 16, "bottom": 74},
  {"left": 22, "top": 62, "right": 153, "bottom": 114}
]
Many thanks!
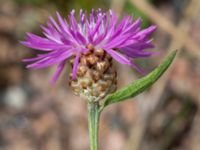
[{"left": 88, "top": 102, "right": 100, "bottom": 150}]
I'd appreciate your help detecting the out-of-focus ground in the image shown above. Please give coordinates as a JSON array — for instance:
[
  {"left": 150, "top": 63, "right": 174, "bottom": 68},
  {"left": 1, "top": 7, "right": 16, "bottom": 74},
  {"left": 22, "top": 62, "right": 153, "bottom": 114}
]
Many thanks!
[{"left": 0, "top": 0, "right": 199, "bottom": 150}]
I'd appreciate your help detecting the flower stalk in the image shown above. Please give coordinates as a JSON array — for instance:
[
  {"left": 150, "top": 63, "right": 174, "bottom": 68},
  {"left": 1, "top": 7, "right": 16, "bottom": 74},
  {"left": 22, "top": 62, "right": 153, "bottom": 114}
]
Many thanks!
[{"left": 87, "top": 101, "right": 100, "bottom": 150}]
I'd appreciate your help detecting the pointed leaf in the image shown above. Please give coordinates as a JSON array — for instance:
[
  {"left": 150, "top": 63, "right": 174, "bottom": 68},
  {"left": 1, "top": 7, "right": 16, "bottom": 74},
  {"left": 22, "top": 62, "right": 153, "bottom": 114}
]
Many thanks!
[{"left": 101, "top": 50, "right": 177, "bottom": 109}]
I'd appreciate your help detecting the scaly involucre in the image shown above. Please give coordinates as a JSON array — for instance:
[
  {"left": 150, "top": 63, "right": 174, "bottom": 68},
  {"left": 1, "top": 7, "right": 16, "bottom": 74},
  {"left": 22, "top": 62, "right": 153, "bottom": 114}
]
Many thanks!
[{"left": 21, "top": 9, "right": 157, "bottom": 84}]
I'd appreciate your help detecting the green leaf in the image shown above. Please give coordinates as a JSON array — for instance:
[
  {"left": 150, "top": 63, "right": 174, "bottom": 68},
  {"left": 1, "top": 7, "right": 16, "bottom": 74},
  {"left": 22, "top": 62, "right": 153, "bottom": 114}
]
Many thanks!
[{"left": 101, "top": 50, "right": 177, "bottom": 109}]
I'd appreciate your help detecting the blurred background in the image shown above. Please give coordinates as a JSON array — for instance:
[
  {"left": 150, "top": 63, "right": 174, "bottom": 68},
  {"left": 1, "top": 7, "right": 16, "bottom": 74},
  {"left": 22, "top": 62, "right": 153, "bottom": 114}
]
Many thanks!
[{"left": 0, "top": 0, "right": 200, "bottom": 149}]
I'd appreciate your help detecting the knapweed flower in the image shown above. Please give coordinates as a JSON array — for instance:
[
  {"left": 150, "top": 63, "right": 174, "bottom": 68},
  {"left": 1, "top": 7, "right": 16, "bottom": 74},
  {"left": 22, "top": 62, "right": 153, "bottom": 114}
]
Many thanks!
[{"left": 21, "top": 9, "right": 157, "bottom": 101}]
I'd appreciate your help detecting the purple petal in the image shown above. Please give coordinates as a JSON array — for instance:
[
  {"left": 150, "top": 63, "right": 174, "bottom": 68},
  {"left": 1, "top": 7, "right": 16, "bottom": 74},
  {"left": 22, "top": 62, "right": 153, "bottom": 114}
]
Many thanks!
[
  {"left": 90, "top": 9, "right": 95, "bottom": 24},
  {"left": 79, "top": 9, "right": 85, "bottom": 25},
  {"left": 25, "top": 32, "right": 49, "bottom": 42},
  {"left": 68, "top": 10, "right": 78, "bottom": 31},
  {"left": 56, "top": 12, "right": 71, "bottom": 35},
  {"left": 121, "top": 42, "right": 154, "bottom": 50},
  {"left": 123, "top": 18, "right": 142, "bottom": 34},
  {"left": 90, "top": 14, "right": 105, "bottom": 37},
  {"left": 49, "top": 15, "right": 62, "bottom": 33},
  {"left": 104, "top": 48, "right": 133, "bottom": 65},
  {"left": 104, "top": 48, "right": 145, "bottom": 74},
  {"left": 72, "top": 54, "right": 80, "bottom": 79},
  {"left": 20, "top": 41, "right": 66, "bottom": 51},
  {"left": 134, "top": 25, "right": 157, "bottom": 40},
  {"left": 51, "top": 60, "right": 66, "bottom": 84},
  {"left": 76, "top": 32, "right": 86, "bottom": 44},
  {"left": 26, "top": 49, "right": 75, "bottom": 69},
  {"left": 122, "top": 48, "right": 159, "bottom": 58}
]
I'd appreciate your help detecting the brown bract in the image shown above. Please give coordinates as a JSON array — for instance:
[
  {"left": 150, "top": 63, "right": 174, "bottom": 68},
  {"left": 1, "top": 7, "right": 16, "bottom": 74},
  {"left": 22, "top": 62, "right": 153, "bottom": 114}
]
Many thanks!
[{"left": 69, "top": 47, "right": 117, "bottom": 102}]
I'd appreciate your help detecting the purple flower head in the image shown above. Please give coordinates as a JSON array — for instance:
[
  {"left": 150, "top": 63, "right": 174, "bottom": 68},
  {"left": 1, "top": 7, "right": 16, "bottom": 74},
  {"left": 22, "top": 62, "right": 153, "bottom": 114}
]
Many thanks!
[{"left": 21, "top": 9, "right": 157, "bottom": 84}]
